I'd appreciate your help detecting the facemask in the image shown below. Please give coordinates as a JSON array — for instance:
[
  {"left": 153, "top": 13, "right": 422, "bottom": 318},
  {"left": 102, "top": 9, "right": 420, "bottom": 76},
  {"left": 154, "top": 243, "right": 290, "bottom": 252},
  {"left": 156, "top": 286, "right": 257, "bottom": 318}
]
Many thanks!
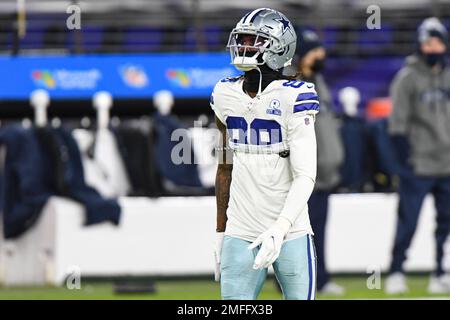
[
  {"left": 423, "top": 53, "right": 446, "bottom": 67},
  {"left": 311, "top": 58, "right": 325, "bottom": 73}
]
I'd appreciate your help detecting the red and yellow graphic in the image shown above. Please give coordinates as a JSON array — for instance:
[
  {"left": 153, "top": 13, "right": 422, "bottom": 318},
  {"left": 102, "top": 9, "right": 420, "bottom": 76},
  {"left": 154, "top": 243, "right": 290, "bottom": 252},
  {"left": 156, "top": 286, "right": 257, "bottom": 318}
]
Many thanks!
[{"left": 31, "top": 70, "right": 56, "bottom": 89}]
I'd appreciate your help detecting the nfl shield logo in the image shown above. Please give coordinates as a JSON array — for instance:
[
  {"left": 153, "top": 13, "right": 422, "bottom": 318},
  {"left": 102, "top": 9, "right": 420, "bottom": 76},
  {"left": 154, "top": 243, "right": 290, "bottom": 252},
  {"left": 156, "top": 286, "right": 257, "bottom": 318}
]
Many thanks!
[{"left": 304, "top": 117, "right": 310, "bottom": 125}]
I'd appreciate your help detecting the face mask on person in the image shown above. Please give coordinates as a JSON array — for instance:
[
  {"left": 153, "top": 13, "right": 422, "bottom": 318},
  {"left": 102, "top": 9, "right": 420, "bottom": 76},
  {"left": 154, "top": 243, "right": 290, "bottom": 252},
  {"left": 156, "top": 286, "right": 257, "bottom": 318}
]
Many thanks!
[
  {"left": 423, "top": 52, "right": 446, "bottom": 67},
  {"left": 311, "top": 58, "right": 325, "bottom": 73}
]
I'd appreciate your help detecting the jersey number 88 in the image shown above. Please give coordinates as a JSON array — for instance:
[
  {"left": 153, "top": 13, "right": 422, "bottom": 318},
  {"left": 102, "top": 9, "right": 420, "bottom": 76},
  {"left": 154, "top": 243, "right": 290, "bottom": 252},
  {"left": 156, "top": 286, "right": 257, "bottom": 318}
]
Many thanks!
[{"left": 226, "top": 116, "right": 282, "bottom": 145}]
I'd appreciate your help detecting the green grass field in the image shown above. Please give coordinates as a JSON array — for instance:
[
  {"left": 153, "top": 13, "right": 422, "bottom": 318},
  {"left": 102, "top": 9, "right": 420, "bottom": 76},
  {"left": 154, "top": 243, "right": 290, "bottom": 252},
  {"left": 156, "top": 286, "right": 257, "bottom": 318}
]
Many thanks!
[{"left": 0, "top": 275, "right": 449, "bottom": 300}]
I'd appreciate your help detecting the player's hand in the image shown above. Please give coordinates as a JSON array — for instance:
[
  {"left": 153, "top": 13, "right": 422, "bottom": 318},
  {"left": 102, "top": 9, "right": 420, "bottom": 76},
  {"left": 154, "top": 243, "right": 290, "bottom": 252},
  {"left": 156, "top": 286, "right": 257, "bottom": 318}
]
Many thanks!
[
  {"left": 214, "top": 232, "right": 225, "bottom": 282},
  {"left": 247, "top": 217, "right": 291, "bottom": 270}
]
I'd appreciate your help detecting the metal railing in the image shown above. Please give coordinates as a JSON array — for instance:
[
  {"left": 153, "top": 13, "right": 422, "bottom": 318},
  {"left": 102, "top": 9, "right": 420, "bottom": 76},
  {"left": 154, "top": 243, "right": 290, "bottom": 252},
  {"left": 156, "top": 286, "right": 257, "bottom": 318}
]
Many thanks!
[{"left": 0, "top": 0, "right": 449, "bottom": 56}]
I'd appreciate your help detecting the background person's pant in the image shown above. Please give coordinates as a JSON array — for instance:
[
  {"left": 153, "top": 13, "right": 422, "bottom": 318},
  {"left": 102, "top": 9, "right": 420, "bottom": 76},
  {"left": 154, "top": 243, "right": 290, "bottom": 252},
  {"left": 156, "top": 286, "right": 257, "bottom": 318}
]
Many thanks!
[
  {"left": 220, "top": 234, "right": 317, "bottom": 300},
  {"left": 390, "top": 174, "right": 450, "bottom": 276},
  {"left": 308, "top": 190, "right": 330, "bottom": 290}
]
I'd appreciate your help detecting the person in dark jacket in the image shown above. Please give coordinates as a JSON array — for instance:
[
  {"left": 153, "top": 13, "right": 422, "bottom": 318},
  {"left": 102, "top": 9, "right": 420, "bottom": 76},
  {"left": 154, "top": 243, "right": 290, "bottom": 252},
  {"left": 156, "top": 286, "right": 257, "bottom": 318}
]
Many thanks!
[
  {"left": 295, "top": 29, "right": 345, "bottom": 295},
  {"left": 385, "top": 17, "right": 450, "bottom": 295}
]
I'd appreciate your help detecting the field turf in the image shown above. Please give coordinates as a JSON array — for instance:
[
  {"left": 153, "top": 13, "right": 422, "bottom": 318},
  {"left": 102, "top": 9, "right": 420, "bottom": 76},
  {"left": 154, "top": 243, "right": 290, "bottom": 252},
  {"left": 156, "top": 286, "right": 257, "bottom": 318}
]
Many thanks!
[{"left": 0, "top": 276, "right": 449, "bottom": 300}]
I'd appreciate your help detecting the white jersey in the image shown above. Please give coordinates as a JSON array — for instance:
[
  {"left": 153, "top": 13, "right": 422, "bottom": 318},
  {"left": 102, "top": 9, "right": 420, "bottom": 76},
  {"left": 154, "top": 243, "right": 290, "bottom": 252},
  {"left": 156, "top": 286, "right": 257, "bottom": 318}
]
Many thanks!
[{"left": 211, "top": 77, "right": 319, "bottom": 242}]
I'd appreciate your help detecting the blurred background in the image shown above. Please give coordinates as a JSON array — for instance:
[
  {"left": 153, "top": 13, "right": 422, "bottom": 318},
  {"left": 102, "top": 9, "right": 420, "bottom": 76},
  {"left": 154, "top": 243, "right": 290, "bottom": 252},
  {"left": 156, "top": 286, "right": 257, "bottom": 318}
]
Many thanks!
[{"left": 0, "top": 0, "right": 449, "bottom": 299}]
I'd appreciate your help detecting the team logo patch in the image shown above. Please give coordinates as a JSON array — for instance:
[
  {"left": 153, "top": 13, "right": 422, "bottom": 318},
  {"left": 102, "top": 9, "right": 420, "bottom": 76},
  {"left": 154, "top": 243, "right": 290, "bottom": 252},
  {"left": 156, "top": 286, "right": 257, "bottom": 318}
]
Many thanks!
[
  {"left": 120, "top": 64, "right": 149, "bottom": 88},
  {"left": 266, "top": 99, "right": 282, "bottom": 116}
]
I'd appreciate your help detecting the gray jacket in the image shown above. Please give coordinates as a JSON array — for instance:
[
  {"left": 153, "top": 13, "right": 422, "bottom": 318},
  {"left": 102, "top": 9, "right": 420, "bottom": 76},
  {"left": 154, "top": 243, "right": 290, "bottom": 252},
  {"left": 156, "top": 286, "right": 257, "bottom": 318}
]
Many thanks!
[
  {"left": 307, "top": 74, "right": 344, "bottom": 190},
  {"left": 389, "top": 54, "right": 450, "bottom": 176}
]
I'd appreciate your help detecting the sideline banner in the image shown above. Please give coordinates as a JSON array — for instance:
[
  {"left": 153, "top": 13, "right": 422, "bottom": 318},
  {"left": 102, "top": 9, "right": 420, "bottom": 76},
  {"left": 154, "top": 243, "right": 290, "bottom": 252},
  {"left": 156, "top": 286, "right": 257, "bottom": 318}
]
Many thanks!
[
  {"left": 0, "top": 53, "right": 239, "bottom": 100},
  {"left": 0, "top": 53, "right": 407, "bottom": 107}
]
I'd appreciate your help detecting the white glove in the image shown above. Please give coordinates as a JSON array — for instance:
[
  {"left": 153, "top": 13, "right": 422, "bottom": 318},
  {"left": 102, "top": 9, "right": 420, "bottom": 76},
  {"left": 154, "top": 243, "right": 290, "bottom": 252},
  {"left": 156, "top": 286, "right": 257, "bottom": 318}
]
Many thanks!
[
  {"left": 247, "top": 217, "right": 291, "bottom": 270},
  {"left": 214, "top": 232, "right": 225, "bottom": 282}
]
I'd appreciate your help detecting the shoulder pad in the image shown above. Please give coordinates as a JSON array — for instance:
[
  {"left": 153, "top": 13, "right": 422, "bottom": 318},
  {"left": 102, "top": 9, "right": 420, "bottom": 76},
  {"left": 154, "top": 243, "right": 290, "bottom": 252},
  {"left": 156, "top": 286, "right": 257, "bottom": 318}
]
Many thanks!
[
  {"left": 292, "top": 81, "right": 319, "bottom": 114},
  {"left": 281, "top": 79, "right": 305, "bottom": 89},
  {"left": 220, "top": 76, "right": 242, "bottom": 83}
]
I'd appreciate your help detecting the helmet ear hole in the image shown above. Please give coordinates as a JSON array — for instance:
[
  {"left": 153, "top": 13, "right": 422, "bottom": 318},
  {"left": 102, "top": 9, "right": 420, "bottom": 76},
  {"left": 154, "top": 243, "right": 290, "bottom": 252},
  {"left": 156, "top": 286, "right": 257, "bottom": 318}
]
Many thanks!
[
  {"left": 277, "top": 46, "right": 288, "bottom": 56},
  {"left": 262, "top": 51, "right": 269, "bottom": 64}
]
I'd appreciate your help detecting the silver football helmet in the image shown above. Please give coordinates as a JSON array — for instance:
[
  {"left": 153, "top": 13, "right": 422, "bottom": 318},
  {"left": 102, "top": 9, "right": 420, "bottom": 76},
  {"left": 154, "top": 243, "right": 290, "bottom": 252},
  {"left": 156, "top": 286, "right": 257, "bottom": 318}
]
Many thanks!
[{"left": 227, "top": 8, "right": 297, "bottom": 72}]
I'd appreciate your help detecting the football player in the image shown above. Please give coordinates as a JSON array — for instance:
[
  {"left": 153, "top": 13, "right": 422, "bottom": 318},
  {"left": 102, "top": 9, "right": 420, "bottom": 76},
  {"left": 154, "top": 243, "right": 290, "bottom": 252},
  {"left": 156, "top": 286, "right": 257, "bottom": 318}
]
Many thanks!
[{"left": 211, "top": 8, "right": 319, "bottom": 300}]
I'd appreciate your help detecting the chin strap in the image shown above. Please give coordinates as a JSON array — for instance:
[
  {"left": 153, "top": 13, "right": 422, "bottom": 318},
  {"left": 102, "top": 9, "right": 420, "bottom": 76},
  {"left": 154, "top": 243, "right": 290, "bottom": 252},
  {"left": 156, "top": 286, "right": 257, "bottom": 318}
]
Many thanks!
[
  {"left": 244, "top": 65, "right": 282, "bottom": 95},
  {"left": 256, "top": 66, "right": 262, "bottom": 96}
]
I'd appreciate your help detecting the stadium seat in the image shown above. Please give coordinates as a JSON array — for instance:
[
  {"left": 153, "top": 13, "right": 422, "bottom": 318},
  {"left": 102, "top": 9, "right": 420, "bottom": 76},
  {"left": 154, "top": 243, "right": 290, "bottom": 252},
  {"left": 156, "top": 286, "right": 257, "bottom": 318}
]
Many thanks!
[
  {"left": 356, "top": 24, "right": 394, "bottom": 54},
  {"left": 0, "top": 24, "right": 13, "bottom": 51},
  {"left": 4, "top": 26, "right": 46, "bottom": 50},
  {"left": 66, "top": 25, "right": 105, "bottom": 53},
  {"left": 43, "top": 24, "right": 67, "bottom": 50},
  {"left": 184, "top": 25, "right": 223, "bottom": 51},
  {"left": 322, "top": 26, "right": 340, "bottom": 51},
  {"left": 122, "top": 27, "right": 163, "bottom": 52}
]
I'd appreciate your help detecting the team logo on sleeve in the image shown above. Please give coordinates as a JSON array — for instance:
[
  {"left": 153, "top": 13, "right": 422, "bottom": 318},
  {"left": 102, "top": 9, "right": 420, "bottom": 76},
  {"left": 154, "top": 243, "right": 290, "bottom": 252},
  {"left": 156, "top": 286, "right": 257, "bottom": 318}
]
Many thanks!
[{"left": 266, "top": 99, "right": 282, "bottom": 116}]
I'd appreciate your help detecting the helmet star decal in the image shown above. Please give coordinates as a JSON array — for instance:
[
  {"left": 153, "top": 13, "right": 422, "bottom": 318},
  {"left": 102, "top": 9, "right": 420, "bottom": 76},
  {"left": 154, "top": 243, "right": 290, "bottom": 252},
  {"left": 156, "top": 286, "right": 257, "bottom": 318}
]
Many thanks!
[{"left": 275, "top": 16, "right": 290, "bottom": 34}]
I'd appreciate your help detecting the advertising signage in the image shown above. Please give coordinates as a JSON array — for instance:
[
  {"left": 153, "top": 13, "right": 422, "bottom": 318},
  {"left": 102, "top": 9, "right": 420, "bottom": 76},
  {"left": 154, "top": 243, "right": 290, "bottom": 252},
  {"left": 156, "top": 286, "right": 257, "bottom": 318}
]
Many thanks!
[{"left": 0, "top": 53, "right": 239, "bottom": 100}]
